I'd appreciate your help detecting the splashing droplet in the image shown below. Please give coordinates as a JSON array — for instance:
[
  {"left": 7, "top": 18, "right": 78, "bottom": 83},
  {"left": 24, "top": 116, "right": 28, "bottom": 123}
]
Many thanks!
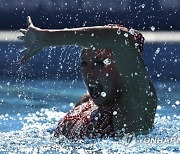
[
  {"left": 116, "top": 29, "right": 121, "bottom": 35},
  {"left": 103, "top": 58, "right": 112, "bottom": 66},
  {"left": 155, "top": 48, "right": 160, "bottom": 54},
  {"left": 124, "top": 33, "right": 129, "bottom": 37},
  {"left": 135, "top": 43, "right": 139, "bottom": 47},
  {"left": 175, "top": 100, "right": 180, "bottom": 105},
  {"left": 125, "top": 40, "right": 128, "bottom": 45},
  {"left": 113, "top": 111, "right": 117, "bottom": 115},
  {"left": 168, "top": 87, "right": 172, "bottom": 92},
  {"left": 129, "top": 29, "right": 135, "bottom": 35},
  {"left": 69, "top": 102, "right": 74, "bottom": 107},
  {"left": 101, "top": 92, "right": 106, "bottom": 97},
  {"left": 151, "top": 26, "right": 155, "bottom": 31},
  {"left": 139, "top": 4, "right": 145, "bottom": 8},
  {"left": 157, "top": 105, "right": 161, "bottom": 110},
  {"left": 91, "top": 33, "right": 94, "bottom": 37}
]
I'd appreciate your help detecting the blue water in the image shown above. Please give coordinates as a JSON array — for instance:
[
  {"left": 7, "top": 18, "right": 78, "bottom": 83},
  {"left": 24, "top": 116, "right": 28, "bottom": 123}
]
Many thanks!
[{"left": 0, "top": 41, "right": 179, "bottom": 153}]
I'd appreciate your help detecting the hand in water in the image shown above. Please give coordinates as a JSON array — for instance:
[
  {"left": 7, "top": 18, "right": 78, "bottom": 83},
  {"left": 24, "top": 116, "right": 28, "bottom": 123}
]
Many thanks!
[{"left": 18, "top": 16, "right": 43, "bottom": 64}]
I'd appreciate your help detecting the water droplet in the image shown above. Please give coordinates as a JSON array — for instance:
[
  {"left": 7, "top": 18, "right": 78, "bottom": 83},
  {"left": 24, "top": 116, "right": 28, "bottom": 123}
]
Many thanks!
[
  {"left": 92, "top": 47, "right": 96, "bottom": 50},
  {"left": 5, "top": 114, "right": 9, "bottom": 117},
  {"left": 157, "top": 73, "right": 161, "bottom": 77},
  {"left": 18, "top": 94, "right": 22, "bottom": 98},
  {"left": 103, "top": 58, "right": 112, "bottom": 66},
  {"left": 151, "top": 26, "right": 155, "bottom": 31},
  {"left": 116, "top": 29, "right": 121, "bottom": 35},
  {"left": 129, "top": 29, "right": 135, "bottom": 35},
  {"left": 174, "top": 59, "right": 177, "bottom": 62},
  {"left": 124, "top": 33, "right": 129, "bottom": 37},
  {"left": 94, "top": 116, "right": 98, "bottom": 120},
  {"left": 168, "top": 87, "right": 172, "bottom": 92},
  {"left": 101, "top": 92, "right": 106, "bottom": 97},
  {"left": 69, "top": 102, "right": 74, "bottom": 107},
  {"left": 134, "top": 72, "right": 138, "bottom": 75},
  {"left": 155, "top": 48, "right": 160, "bottom": 54},
  {"left": 91, "top": 33, "right": 94, "bottom": 37},
  {"left": 175, "top": 100, "right": 180, "bottom": 105},
  {"left": 157, "top": 105, "right": 161, "bottom": 110},
  {"left": 7, "top": 82, "right": 10, "bottom": 86},
  {"left": 166, "top": 100, "right": 171, "bottom": 104},
  {"left": 173, "top": 114, "right": 177, "bottom": 118},
  {"left": 140, "top": 4, "right": 145, "bottom": 8},
  {"left": 125, "top": 40, "right": 128, "bottom": 45},
  {"left": 172, "top": 105, "right": 176, "bottom": 108},
  {"left": 135, "top": 43, "right": 139, "bottom": 47},
  {"left": 113, "top": 111, "right": 117, "bottom": 115}
]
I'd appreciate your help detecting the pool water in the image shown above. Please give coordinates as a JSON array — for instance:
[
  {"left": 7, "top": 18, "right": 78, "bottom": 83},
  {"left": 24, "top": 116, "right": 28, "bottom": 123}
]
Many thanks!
[{"left": 0, "top": 41, "right": 179, "bottom": 153}]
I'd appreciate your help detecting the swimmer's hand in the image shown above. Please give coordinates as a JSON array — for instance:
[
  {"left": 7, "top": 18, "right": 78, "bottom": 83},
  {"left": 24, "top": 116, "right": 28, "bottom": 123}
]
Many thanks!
[{"left": 18, "top": 16, "right": 44, "bottom": 64}]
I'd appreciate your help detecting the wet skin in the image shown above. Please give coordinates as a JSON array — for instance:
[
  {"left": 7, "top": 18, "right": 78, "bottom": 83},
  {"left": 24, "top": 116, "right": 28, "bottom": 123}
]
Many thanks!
[{"left": 80, "top": 48, "right": 123, "bottom": 107}]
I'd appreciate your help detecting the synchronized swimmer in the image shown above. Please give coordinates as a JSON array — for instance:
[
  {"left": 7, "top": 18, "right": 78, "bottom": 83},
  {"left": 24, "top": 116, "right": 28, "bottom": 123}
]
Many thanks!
[{"left": 19, "top": 16, "right": 157, "bottom": 139}]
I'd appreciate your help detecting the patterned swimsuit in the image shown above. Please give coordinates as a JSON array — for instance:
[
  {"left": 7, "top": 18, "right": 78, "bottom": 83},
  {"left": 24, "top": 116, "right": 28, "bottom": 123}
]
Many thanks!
[{"left": 54, "top": 101, "right": 115, "bottom": 139}]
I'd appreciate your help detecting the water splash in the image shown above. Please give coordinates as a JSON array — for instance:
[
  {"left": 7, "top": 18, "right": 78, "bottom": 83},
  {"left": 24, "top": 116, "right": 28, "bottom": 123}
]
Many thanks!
[{"left": 0, "top": 109, "right": 179, "bottom": 153}]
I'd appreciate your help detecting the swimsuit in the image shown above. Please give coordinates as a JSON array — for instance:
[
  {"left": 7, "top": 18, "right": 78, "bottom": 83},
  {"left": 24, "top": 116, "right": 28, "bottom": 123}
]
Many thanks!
[{"left": 54, "top": 100, "right": 115, "bottom": 139}]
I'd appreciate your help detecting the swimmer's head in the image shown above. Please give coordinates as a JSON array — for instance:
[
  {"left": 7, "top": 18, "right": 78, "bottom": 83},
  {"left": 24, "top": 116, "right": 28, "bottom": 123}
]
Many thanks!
[{"left": 80, "top": 48, "right": 123, "bottom": 107}]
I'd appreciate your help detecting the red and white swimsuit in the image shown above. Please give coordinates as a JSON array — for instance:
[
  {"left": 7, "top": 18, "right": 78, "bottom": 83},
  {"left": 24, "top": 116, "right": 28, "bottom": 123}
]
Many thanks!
[{"left": 54, "top": 101, "right": 115, "bottom": 139}]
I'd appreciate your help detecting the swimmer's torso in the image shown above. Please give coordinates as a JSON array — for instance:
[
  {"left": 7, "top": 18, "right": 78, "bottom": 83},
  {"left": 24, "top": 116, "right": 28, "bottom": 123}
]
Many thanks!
[{"left": 54, "top": 101, "right": 115, "bottom": 139}]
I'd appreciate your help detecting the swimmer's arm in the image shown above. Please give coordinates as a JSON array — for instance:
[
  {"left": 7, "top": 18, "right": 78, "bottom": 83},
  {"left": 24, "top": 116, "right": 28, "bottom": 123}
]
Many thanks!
[
  {"left": 19, "top": 17, "right": 129, "bottom": 63},
  {"left": 40, "top": 26, "right": 127, "bottom": 49}
]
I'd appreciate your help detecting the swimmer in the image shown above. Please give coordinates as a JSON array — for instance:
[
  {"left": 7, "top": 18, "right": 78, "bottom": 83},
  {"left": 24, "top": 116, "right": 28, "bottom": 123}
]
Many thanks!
[{"left": 19, "top": 16, "right": 157, "bottom": 139}]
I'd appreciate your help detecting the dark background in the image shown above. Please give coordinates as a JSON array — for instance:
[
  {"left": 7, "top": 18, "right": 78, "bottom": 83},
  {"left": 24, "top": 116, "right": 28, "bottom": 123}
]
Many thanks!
[{"left": 0, "top": 0, "right": 180, "bottom": 30}]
